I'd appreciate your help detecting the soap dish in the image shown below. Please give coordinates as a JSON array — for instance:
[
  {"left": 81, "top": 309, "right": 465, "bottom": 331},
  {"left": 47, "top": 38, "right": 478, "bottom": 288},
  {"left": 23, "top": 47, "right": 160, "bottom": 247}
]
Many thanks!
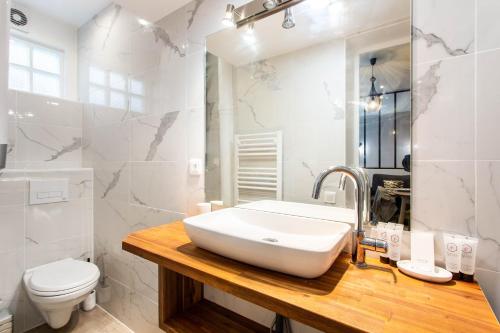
[{"left": 396, "top": 260, "right": 452, "bottom": 283}]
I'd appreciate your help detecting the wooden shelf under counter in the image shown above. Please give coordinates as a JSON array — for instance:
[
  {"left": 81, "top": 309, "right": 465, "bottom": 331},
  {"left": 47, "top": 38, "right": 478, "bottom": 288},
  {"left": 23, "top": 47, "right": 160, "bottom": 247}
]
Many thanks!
[{"left": 122, "top": 221, "right": 500, "bottom": 333}]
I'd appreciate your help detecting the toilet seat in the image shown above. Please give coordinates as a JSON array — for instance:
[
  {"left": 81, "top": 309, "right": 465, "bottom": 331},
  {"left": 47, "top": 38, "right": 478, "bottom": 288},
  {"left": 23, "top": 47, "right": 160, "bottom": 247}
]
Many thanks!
[{"left": 26, "top": 259, "right": 99, "bottom": 297}]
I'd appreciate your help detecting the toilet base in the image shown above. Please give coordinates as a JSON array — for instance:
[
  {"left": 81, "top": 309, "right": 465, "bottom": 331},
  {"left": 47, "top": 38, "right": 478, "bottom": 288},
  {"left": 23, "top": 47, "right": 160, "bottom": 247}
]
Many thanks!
[{"left": 42, "top": 307, "right": 74, "bottom": 329}]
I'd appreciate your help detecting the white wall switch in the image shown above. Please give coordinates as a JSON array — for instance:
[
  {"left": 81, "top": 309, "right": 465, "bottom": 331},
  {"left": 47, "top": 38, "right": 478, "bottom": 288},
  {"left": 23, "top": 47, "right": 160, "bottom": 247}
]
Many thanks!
[
  {"left": 323, "top": 190, "right": 336, "bottom": 204},
  {"left": 29, "top": 178, "right": 69, "bottom": 205},
  {"left": 189, "top": 158, "right": 203, "bottom": 176}
]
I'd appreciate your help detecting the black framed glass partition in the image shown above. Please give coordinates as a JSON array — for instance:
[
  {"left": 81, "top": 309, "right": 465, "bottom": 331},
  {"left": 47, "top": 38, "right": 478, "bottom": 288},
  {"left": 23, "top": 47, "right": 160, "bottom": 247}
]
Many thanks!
[{"left": 359, "top": 90, "right": 411, "bottom": 169}]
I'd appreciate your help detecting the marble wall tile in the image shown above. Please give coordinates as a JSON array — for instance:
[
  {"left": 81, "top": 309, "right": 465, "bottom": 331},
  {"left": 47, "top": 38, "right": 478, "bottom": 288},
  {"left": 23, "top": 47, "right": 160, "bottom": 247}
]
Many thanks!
[
  {"left": 15, "top": 91, "right": 83, "bottom": 128},
  {"left": 25, "top": 200, "right": 88, "bottom": 245},
  {"left": 6, "top": 122, "right": 16, "bottom": 168},
  {"left": 476, "top": 161, "right": 500, "bottom": 272},
  {"left": 411, "top": 161, "right": 475, "bottom": 263},
  {"left": 93, "top": 162, "right": 130, "bottom": 203},
  {"left": 25, "top": 235, "right": 88, "bottom": 270},
  {"left": 477, "top": 0, "right": 500, "bottom": 52},
  {"left": 184, "top": 0, "right": 247, "bottom": 55},
  {"left": 0, "top": 249, "right": 24, "bottom": 314},
  {"left": 0, "top": 178, "right": 26, "bottom": 207},
  {"left": 84, "top": 123, "right": 130, "bottom": 163},
  {"left": 15, "top": 123, "right": 82, "bottom": 168},
  {"left": 476, "top": 49, "right": 500, "bottom": 160},
  {"left": 130, "top": 110, "right": 185, "bottom": 162},
  {"left": 412, "top": 55, "right": 475, "bottom": 161},
  {"left": 204, "top": 286, "right": 275, "bottom": 327},
  {"left": 128, "top": 256, "right": 158, "bottom": 303},
  {"left": 153, "top": 55, "right": 187, "bottom": 112},
  {"left": 66, "top": 170, "right": 94, "bottom": 200},
  {"left": 187, "top": 107, "right": 205, "bottom": 161},
  {"left": 413, "top": 0, "right": 475, "bottom": 64},
  {"left": 5, "top": 90, "right": 84, "bottom": 169},
  {"left": 476, "top": 268, "right": 500, "bottom": 317},
  {"left": 0, "top": 204, "right": 25, "bottom": 254},
  {"left": 129, "top": 161, "right": 187, "bottom": 212},
  {"left": 97, "top": 278, "right": 133, "bottom": 325},
  {"left": 84, "top": 104, "right": 131, "bottom": 129},
  {"left": 127, "top": 203, "right": 184, "bottom": 230},
  {"left": 186, "top": 51, "right": 205, "bottom": 109}
]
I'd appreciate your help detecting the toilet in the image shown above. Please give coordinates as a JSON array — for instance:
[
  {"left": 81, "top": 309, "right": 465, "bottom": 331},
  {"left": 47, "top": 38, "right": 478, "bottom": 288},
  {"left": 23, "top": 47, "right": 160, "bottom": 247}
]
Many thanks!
[{"left": 23, "top": 258, "right": 100, "bottom": 329}]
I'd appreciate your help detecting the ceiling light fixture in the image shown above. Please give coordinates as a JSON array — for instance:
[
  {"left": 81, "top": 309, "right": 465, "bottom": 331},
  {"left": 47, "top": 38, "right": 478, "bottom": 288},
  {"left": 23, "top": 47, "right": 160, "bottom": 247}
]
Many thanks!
[
  {"left": 365, "top": 58, "right": 383, "bottom": 112},
  {"left": 243, "top": 23, "right": 256, "bottom": 43},
  {"left": 282, "top": 8, "right": 295, "bottom": 29},
  {"left": 262, "top": 0, "right": 278, "bottom": 10},
  {"left": 222, "top": 4, "right": 236, "bottom": 27},
  {"left": 246, "top": 22, "right": 255, "bottom": 36}
]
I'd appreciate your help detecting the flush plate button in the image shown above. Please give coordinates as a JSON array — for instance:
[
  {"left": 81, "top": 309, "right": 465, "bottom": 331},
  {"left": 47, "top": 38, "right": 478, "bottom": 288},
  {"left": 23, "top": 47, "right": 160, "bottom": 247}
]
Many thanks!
[{"left": 29, "top": 178, "right": 69, "bottom": 205}]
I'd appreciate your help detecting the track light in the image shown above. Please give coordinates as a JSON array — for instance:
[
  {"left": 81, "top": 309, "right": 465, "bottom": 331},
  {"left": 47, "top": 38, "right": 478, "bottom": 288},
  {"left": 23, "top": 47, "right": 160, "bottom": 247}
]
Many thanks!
[
  {"left": 222, "top": 4, "right": 235, "bottom": 27},
  {"left": 244, "top": 23, "right": 256, "bottom": 43},
  {"left": 262, "top": 0, "right": 277, "bottom": 10},
  {"left": 282, "top": 8, "right": 295, "bottom": 29}
]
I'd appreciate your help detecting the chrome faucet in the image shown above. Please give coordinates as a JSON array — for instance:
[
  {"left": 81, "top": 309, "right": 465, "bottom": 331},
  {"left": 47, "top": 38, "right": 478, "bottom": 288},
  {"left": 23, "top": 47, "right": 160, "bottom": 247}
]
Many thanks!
[{"left": 312, "top": 165, "right": 387, "bottom": 268}]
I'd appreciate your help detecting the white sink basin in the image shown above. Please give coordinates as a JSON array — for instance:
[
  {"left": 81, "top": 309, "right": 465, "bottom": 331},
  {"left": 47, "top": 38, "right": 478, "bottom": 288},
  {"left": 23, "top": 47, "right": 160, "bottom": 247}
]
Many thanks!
[
  {"left": 237, "top": 200, "right": 356, "bottom": 225},
  {"left": 183, "top": 206, "right": 352, "bottom": 278}
]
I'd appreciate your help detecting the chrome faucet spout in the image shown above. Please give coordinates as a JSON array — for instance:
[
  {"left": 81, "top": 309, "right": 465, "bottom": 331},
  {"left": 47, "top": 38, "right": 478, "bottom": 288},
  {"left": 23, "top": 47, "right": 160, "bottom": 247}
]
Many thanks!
[{"left": 311, "top": 165, "right": 387, "bottom": 267}]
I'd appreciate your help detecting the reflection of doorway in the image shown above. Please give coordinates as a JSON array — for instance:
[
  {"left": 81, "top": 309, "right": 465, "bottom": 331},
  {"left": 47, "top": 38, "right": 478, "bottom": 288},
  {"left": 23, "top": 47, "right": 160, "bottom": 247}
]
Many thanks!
[
  {"left": 358, "top": 43, "right": 411, "bottom": 170},
  {"left": 356, "top": 43, "right": 411, "bottom": 227}
]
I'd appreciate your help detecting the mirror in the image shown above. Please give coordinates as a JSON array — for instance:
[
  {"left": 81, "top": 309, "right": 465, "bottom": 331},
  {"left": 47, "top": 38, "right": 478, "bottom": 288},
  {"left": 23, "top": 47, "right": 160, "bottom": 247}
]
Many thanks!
[{"left": 206, "top": 0, "right": 411, "bottom": 228}]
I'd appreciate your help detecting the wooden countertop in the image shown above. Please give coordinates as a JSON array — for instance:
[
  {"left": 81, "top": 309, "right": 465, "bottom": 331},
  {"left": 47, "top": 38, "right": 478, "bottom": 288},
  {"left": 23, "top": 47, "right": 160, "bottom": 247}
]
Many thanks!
[{"left": 122, "top": 222, "right": 500, "bottom": 333}]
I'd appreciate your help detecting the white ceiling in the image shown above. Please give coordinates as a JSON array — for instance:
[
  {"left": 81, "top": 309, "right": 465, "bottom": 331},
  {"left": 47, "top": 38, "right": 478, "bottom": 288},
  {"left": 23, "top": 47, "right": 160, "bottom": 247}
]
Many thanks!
[
  {"left": 13, "top": 0, "right": 192, "bottom": 27},
  {"left": 14, "top": 0, "right": 112, "bottom": 27},
  {"left": 208, "top": 0, "right": 411, "bottom": 67},
  {"left": 112, "top": 0, "right": 193, "bottom": 23}
]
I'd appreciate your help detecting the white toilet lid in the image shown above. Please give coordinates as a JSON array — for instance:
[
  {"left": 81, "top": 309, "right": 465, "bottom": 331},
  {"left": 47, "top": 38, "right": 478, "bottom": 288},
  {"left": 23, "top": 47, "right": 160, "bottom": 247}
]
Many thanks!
[{"left": 29, "top": 259, "right": 100, "bottom": 293}]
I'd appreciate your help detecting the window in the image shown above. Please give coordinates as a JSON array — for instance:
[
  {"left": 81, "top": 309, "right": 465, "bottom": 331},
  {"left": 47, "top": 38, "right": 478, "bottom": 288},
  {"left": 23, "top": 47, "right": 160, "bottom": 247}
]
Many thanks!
[
  {"left": 88, "top": 66, "right": 145, "bottom": 113},
  {"left": 8, "top": 37, "right": 63, "bottom": 98}
]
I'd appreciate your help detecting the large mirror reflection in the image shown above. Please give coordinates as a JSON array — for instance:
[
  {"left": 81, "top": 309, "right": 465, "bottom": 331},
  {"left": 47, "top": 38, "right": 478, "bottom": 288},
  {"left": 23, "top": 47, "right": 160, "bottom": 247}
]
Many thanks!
[{"left": 205, "top": 0, "right": 411, "bottom": 228}]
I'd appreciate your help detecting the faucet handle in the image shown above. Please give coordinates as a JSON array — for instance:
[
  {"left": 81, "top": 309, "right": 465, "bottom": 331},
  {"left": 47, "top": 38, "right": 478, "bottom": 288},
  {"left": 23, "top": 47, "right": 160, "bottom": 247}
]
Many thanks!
[{"left": 359, "top": 237, "right": 387, "bottom": 254}]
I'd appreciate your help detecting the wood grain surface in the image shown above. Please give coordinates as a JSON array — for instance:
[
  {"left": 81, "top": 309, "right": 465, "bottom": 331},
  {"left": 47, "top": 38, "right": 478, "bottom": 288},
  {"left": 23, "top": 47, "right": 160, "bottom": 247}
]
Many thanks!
[{"left": 123, "top": 222, "right": 500, "bottom": 333}]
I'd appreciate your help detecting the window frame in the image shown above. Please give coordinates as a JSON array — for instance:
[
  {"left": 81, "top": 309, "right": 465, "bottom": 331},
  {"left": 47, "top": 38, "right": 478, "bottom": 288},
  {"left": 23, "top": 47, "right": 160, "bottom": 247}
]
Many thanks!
[
  {"left": 8, "top": 35, "right": 64, "bottom": 98},
  {"left": 88, "top": 66, "right": 145, "bottom": 113}
]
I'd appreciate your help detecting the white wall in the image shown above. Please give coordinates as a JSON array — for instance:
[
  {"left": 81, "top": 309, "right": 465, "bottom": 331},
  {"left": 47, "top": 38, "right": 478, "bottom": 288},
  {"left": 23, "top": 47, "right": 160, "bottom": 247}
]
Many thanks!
[{"left": 11, "top": 1, "right": 78, "bottom": 101}]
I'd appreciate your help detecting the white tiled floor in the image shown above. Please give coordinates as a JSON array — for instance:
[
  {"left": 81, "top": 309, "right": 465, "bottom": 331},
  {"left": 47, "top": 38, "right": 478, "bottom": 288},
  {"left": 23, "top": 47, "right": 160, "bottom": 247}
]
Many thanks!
[{"left": 27, "top": 307, "right": 131, "bottom": 333}]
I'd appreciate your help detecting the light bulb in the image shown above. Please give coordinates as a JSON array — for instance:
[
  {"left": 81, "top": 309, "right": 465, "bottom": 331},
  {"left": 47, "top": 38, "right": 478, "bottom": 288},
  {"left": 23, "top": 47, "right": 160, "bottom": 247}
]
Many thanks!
[
  {"left": 243, "top": 23, "right": 256, "bottom": 43},
  {"left": 222, "top": 4, "right": 236, "bottom": 27},
  {"left": 262, "top": 0, "right": 277, "bottom": 10},
  {"left": 137, "top": 18, "right": 151, "bottom": 27},
  {"left": 365, "top": 95, "right": 382, "bottom": 112},
  {"left": 282, "top": 8, "right": 295, "bottom": 29}
]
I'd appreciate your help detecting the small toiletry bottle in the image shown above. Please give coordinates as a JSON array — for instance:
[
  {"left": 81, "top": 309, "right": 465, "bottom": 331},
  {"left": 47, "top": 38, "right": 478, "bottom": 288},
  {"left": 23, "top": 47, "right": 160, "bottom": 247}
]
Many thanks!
[
  {"left": 443, "top": 233, "right": 462, "bottom": 280},
  {"left": 210, "top": 200, "right": 224, "bottom": 211},
  {"left": 460, "top": 236, "right": 478, "bottom": 282},
  {"left": 377, "top": 222, "right": 390, "bottom": 264},
  {"left": 389, "top": 224, "right": 404, "bottom": 267}
]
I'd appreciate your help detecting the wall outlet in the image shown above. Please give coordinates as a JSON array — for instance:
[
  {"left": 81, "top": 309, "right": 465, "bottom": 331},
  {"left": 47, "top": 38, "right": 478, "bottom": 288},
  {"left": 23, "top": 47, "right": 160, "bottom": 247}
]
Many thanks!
[{"left": 189, "top": 158, "right": 203, "bottom": 176}]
